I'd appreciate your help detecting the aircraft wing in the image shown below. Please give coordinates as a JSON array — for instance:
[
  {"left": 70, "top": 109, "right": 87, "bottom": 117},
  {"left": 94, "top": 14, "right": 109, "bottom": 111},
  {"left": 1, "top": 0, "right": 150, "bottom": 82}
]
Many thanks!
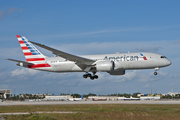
[{"left": 29, "top": 41, "right": 95, "bottom": 70}]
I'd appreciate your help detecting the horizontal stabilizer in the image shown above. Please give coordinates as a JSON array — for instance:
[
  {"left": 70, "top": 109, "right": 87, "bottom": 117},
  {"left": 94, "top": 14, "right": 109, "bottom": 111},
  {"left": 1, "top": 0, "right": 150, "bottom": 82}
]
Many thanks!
[{"left": 5, "top": 58, "right": 34, "bottom": 65}]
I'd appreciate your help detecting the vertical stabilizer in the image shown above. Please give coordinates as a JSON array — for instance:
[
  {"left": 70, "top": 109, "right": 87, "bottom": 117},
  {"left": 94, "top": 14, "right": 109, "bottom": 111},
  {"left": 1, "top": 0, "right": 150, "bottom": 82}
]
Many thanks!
[
  {"left": 80, "top": 95, "right": 83, "bottom": 99},
  {"left": 16, "top": 35, "right": 46, "bottom": 63}
]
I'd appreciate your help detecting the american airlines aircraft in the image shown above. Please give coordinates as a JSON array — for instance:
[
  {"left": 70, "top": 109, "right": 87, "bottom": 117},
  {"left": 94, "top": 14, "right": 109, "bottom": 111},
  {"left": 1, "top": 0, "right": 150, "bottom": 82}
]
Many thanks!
[{"left": 7, "top": 35, "right": 171, "bottom": 80}]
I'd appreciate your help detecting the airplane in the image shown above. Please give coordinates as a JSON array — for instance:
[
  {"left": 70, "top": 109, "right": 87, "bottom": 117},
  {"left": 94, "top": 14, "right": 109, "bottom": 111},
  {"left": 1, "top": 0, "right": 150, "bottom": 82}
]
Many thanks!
[
  {"left": 68, "top": 95, "right": 83, "bottom": 101},
  {"left": 6, "top": 35, "right": 172, "bottom": 80},
  {"left": 129, "top": 96, "right": 140, "bottom": 100},
  {"left": 118, "top": 96, "right": 126, "bottom": 100},
  {"left": 118, "top": 96, "right": 140, "bottom": 100}
]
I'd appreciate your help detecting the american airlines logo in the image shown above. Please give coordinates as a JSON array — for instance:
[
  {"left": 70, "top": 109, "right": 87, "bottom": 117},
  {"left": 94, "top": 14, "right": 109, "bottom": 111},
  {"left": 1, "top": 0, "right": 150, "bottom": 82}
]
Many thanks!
[
  {"left": 104, "top": 53, "right": 147, "bottom": 61},
  {"left": 104, "top": 56, "right": 139, "bottom": 61}
]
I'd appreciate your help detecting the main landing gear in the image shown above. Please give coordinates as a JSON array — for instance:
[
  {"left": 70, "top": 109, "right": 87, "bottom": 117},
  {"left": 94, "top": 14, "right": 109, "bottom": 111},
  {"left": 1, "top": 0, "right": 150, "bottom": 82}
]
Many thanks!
[
  {"left": 83, "top": 73, "right": 98, "bottom": 80},
  {"left": 154, "top": 67, "right": 159, "bottom": 75}
]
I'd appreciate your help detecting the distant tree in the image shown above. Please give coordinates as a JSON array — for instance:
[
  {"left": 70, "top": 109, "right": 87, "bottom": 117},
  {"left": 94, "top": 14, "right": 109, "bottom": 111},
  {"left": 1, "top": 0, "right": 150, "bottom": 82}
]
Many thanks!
[
  {"left": 118, "top": 93, "right": 124, "bottom": 97},
  {"left": 132, "top": 92, "right": 141, "bottom": 97},
  {"left": 87, "top": 93, "right": 96, "bottom": 96},
  {"left": 16, "top": 95, "right": 19, "bottom": 99},
  {"left": 72, "top": 94, "right": 81, "bottom": 98},
  {"left": 110, "top": 94, "right": 116, "bottom": 96},
  {"left": 175, "top": 94, "right": 180, "bottom": 98},
  {"left": 123, "top": 93, "right": 131, "bottom": 98}
]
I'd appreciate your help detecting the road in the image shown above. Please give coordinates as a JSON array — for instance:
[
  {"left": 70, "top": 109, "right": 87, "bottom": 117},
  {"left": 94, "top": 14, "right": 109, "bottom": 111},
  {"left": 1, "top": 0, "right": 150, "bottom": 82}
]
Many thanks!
[{"left": 0, "top": 100, "right": 180, "bottom": 106}]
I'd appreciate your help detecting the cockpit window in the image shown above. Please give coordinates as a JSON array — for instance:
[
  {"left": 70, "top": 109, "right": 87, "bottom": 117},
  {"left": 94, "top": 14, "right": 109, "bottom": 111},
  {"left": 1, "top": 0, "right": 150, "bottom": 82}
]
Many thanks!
[{"left": 161, "top": 56, "right": 166, "bottom": 58}]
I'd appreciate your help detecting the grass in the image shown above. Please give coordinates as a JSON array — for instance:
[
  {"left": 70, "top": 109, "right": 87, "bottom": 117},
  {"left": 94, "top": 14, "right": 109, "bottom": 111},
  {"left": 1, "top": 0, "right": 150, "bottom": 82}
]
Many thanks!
[{"left": 0, "top": 104, "right": 180, "bottom": 120}]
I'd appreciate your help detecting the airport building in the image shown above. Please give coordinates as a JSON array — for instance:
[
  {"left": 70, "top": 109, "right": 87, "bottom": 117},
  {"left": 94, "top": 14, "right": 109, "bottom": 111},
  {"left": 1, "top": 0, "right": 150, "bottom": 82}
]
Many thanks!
[
  {"left": 165, "top": 92, "right": 180, "bottom": 96},
  {"left": 45, "top": 95, "right": 72, "bottom": 100},
  {"left": 0, "top": 89, "right": 11, "bottom": 99}
]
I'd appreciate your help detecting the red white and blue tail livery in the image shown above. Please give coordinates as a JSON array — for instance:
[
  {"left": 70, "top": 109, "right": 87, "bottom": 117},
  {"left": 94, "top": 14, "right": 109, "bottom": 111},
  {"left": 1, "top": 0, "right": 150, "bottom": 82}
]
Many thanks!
[
  {"left": 6, "top": 35, "right": 171, "bottom": 80},
  {"left": 17, "top": 35, "right": 45, "bottom": 63}
]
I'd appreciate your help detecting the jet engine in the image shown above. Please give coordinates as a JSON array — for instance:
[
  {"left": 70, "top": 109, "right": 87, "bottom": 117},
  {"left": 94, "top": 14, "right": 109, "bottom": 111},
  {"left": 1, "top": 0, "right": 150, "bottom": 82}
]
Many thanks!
[{"left": 95, "top": 61, "right": 114, "bottom": 72}]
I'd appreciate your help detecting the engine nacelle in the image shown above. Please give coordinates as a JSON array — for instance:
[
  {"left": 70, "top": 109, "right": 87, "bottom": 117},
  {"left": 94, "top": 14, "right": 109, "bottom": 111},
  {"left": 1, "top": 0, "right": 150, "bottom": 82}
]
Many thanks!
[{"left": 95, "top": 61, "right": 114, "bottom": 72}]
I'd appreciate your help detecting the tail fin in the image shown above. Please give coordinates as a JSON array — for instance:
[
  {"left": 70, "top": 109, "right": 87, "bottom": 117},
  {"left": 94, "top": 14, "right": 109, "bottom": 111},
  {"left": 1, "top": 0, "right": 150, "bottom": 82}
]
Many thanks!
[
  {"left": 80, "top": 95, "right": 83, "bottom": 99},
  {"left": 16, "top": 35, "right": 46, "bottom": 63}
]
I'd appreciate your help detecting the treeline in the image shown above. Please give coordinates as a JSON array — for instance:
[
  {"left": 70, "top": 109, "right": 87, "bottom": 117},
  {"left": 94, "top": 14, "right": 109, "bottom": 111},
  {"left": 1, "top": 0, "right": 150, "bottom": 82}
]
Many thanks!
[
  {"left": 161, "top": 94, "right": 180, "bottom": 99},
  {"left": 2, "top": 92, "right": 180, "bottom": 101}
]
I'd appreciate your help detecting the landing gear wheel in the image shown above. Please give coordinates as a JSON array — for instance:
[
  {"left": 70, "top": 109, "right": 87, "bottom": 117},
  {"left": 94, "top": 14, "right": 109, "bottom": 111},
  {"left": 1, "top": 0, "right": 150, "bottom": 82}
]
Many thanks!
[
  {"left": 87, "top": 74, "right": 91, "bottom": 77},
  {"left": 94, "top": 75, "right": 98, "bottom": 79},
  {"left": 83, "top": 74, "right": 88, "bottom": 78},
  {"left": 90, "top": 76, "right": 94, "bottom": 80},
  {"left": 154, "top": 72, "right": 158, "bottom": 75},
  {"left": 83, "top": 73, "right": 99, "bottom": 80}
]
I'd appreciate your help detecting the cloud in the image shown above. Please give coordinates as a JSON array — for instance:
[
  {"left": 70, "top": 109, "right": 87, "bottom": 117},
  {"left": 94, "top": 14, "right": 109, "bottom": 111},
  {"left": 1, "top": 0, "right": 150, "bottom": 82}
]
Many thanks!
[
  {"left": 36, "top": 29, "right": 134, "bottom": 39},
  {"left": 9, "top": 67, "right": 164, "bottom": 85},
  {"left": 169, "top": 71, "right": 180, "bottom": 78},
  {"left": 171, "top": 39, "right": 180, "bottom": 44},
  {"left": 35, "top": 25, "right": 180, "bottom": 39},
  {"left": 0, "top": 8, "right": 23, "bottom": 19},
  {"left": 135, "top": 46, "right": 163, "bottom": 52},
  {"left": 0, "top": 48, "right": 22, "bottom": 58},
  {"left": 0, "top": 84, "right": 9, "bottom": 89},
  {"left": 137, "top": 71, "right": 168, "bottom": 82},
  {"left": 11, "top": 68, "right": 40, "bottom": 76},
  {"left": 0, "top": 8, "right": 16, "bottom": 19},
  {"left": 50, "top": 41, "right": 151, "bottom": 55},
  {"left": 48, "top": 39, "right": 177, "bottom": 55},
  {"left": 2, "top": 36, "right": 179, "bottom": 58},
  {"left": 98, "top": 70, "right": 169, "bottom": 83},
  {"left": 143, "top": 83, "right": 149, "bottom": 88}
]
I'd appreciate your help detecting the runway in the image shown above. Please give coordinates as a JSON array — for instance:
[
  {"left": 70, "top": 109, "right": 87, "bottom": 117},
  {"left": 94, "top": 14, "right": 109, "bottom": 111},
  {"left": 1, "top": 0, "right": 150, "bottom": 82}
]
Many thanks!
[{"left": 1, "top": 100, "right": 180, "bottom": 106}]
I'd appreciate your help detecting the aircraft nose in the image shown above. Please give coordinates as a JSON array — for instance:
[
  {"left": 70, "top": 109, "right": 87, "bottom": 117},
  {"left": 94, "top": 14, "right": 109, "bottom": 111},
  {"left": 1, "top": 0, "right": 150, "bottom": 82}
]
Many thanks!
[{"left": 166, "top": 59, "right": 172, "bottom": 66}]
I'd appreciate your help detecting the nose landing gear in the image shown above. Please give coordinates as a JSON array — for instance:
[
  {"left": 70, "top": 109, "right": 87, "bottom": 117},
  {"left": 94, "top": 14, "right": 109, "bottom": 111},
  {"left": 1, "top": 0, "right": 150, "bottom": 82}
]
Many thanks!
[
  {"left": 83, "top": 73, "right": 98, "bottom": 80},
  {"left": 154, "top": 72, "right": 158, "bottom": 75},
  {"left": 154, "top": 67, "right": 159, "bottom": 75}
]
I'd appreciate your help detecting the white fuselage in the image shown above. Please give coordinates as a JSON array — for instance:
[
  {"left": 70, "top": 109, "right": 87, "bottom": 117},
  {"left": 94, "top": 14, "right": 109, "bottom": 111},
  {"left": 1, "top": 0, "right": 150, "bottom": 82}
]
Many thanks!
[{"left": 29, "top": 52, "right": 171, "bottom": 73}]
